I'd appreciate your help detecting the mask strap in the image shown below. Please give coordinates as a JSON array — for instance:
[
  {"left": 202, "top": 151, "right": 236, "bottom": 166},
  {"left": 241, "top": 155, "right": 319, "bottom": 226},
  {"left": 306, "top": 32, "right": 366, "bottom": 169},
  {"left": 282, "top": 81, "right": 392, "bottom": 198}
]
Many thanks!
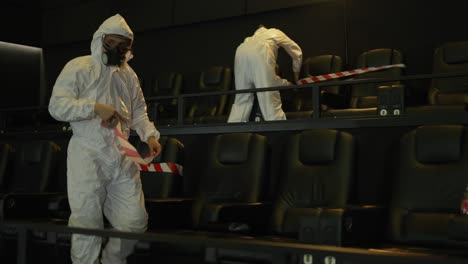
[{"left": 102, "top": 34, "right": 112, "bottom": 50}]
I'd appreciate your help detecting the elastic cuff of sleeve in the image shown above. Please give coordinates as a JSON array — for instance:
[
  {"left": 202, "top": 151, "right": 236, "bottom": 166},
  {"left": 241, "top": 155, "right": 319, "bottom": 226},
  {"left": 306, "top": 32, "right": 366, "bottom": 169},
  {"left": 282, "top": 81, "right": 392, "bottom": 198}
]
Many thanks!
[
  {"left": 146, "top": 130, "right": 160, "bottom": 143},
  {"left": 85, "top": 100, "right": 97, "bottom": 119}
]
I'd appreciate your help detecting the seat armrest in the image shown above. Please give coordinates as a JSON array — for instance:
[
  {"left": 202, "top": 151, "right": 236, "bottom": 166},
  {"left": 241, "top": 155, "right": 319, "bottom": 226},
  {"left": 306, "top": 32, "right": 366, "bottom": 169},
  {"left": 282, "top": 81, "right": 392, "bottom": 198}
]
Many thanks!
[
  {"left": 343, "top": 205, "right": 388, "bottom": 245},
  {"left": 448, "top": 215, "right": 468, "bottom": 241},
  {"left": 200, "top": 202, "right": 273, "bottom": 234},
  {"left": 155, "top": 103, "right": 178, "bottom": 119},
  {"left": 322, "top": 91, "right": 349, "bottom": 109},
  {"left": 48, "top": 193, "right": 70, "bottom": 220},
  {"left": 299, "top": 205, "right": 387, "bottom": 246},
  {"left": 48, "top": 193, "right": 69, "bottom": 211},
  {"left": 436, "top": 92, "right": 468, "bottom": 105},
  {"left": 145, "top": 198, "right": 193, "bottom": 229},
  {"left": 0, "top": 192, "right": 64, "bottom": 221},
  {"left": 377, "top": 84, "right": 405, "bottom": 116}
]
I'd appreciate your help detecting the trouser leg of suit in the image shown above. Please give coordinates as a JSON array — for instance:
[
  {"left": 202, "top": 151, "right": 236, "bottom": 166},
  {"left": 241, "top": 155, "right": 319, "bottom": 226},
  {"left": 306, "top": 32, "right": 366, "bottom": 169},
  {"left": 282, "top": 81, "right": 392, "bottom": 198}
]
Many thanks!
[
  {"left": 68, "top": 140, "right": 107, "bottom": 264},
  {"left": 253, "top": 64, "right": 287, "bottom": 121},
  {"left": 101, "top": 158, "right": 148, "bottom": 264},
  {"left": 68, "top": 140, "right": 147, "bottom": 264},
  {"left": 256, "top": 89, "right": 285, "bottom": 121},
  {"left": 228, "top": 46, "right": 255, "bottom": 123},
  {"left": 227, "top": 82, "right": 255, "bottom": 122}
]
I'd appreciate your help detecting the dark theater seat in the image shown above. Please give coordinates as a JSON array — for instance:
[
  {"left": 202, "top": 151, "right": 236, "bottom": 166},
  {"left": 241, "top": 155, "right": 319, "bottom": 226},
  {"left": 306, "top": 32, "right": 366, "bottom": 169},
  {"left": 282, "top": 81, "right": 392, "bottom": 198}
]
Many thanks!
[
  {"left": 192, "top": 133, "right": 268, "bottom": 228},
  {"left": 135, "top": 136, "right": 185, "bottom": 199},
  {"left": 147, "top": 72, "right": 183, "bottom": 126},
  {"left": 218, "top": 129, "right": 385, "bottom": 246},
  {"left": 410, "top": 41, "right": 468, "bottom": 114},
  {"left": 185, "top": 66, "right": 232, "bottom": 124},
  {"left": 270, "top": 130, "right": 355, "bottom": 241},
  {"left": 209, "top": 129, "right": 386, "bottom": 264},
  {"left": 0, "top": 140, "right": 61, "bottom": 220},
  {"left": 324, "top": 48, "right": 404, "bottom": 118},
  {"left": 285, "top": 55, "right": 344, "bottom": 120},
  {"left": 388, "top": 125, "right": 468, "bottom": 247},
  {"left": 137, "top": 135, "right": 190, "bottom": 229},
  {"left": 145, "top": 132, "right": 268, "bottom": 230},
  {"left": 429, "top": 41, "right": 468, "bottom": 107}
]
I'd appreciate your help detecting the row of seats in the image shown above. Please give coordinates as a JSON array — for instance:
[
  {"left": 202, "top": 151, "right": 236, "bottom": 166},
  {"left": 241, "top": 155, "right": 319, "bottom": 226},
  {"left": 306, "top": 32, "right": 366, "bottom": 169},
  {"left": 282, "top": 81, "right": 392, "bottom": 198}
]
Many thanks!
[
  {"left": 0, "top": 41, "right": 467, "bottom": 133},
  {"left": 1, "top": 125, "right": 468, "bottom": 250},
  {"left": 142, "top": 40, "right": 468, "bottom": 125},
  {"left": 143, "top": 67, "right": 233, "bottom": 126},
  {"left": 0, "top": 135, "right": 185, "bottom": 262},
  {"left": 286, "top": 48, "right": 403, "bottom": 119},
  {"left": 177, "top": 125, "right": 468, "bottom": 248},
  {"left": 142, "top": 50, "right": 392, "bottom": 124}
]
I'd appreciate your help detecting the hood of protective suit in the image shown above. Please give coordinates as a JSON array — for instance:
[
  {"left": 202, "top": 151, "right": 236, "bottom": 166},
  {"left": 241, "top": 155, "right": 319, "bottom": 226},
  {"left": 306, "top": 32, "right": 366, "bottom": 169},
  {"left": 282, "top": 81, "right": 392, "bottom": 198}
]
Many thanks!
[{"left": 90, "top": 14, "right": 134, "bottom": 65}]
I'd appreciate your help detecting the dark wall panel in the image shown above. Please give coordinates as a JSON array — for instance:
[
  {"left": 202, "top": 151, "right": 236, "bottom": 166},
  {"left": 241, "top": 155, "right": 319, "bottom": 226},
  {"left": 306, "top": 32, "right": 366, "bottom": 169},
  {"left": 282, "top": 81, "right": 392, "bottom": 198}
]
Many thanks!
[
  {"left": 42, "top": 1, "right": 111, "bottom": 45},
  {"left": 130, "top": 2, "right": 345, "bottom": 91},
  {"left": 437, "top": 0, "right": 468, "bottom": 49},
  {"left": 112, "top": 0, "right": 173, "bottom": 32},
  {"left": 246, "top": 0, "right": 331, "bottom": 13},
  {"left": 173, "top": 0, "right": 245, "bottom": 25},
  {"left": 347, "top": 0, "right": 440, "bottom": 74},
  {"left": 41, "top": 0, "right": 83, "bottom": 10},
  {"left": 2, "top": 3, "right": 41, "bottom": 47},
  {"left": 42, "top": 42, "right": 90, "bottom": 102},
  {"left": 272, "top": 1, "right": 346, "bottom": 80}
]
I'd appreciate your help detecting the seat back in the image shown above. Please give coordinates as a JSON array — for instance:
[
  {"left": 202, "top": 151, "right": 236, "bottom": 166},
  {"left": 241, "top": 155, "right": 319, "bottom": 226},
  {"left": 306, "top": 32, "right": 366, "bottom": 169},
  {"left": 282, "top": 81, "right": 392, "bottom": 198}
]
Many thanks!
[
  {"left": 192, "top": 133, "right": 268, "bottom": 226},
  {"left": 303, "top": 55, "right": 344, "bottom": 94},
  {"left": 135, "top": 136, "right": 184, "bottom": 199},
  {"left": 148, "top": 72, "right": 183, "bottom": 125},
  {"left": 275, "top": 63, "right": 294, "bottom": 113},
  {"left": 0, "top": 143, "right": 12, "bottom": 191},
  {"left": 351, "top": 48, "right": 403, "bottom": 108},
  {"left": 150, "top": 72, "right": 182, "bottom": 101},
  {"left": 388, "top": 125, "right": 468, "bottom": 245},
  {"left": 283, "top": 55, "right": 344, "bottom": 119},
  {"left": 46, "top": 139, "right": 69, "bottom": 194},
  {"left": 271, "top": 129, "right": 355, "bottom": 236},
  {"left": 429, "top": 41, "right": 468, "bottom": 105},
  {"left": 298, "top": 55, "right": 344, "bottom": 112},
  {"left": 3, "top": 110, "right": 40, "bottom": 133},
  {"left": 185, "top": 66, "right": 232, "bottom": 123},
  {"left": 7, "top": 140, "right": 60, "bottom": 193}
]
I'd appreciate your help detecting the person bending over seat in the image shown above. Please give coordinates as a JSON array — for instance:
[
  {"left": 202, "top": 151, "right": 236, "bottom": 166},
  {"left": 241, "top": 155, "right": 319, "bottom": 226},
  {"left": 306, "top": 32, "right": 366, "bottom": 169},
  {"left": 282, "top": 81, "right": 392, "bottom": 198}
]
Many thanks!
[{"left": 228, "top": 24, "right": 302, "bottom": 122}]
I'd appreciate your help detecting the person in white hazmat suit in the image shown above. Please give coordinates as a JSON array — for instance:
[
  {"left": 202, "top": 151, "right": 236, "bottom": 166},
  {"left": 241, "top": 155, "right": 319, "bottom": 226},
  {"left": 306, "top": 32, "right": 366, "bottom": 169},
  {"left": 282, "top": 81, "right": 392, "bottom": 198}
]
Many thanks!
[
  {"left": 227, "top": 25, "right": 302, "bottom": 122},
  {"left": 48, "top": 14, "right": 161, "bottom": 264}
]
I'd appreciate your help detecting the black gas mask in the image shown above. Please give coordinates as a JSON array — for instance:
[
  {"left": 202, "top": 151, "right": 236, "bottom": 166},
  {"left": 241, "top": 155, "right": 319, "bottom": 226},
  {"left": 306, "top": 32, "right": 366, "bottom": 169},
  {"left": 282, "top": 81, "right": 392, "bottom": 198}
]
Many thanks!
[{"left": 101, "top": 34, "right": 132, "bottom": 67}]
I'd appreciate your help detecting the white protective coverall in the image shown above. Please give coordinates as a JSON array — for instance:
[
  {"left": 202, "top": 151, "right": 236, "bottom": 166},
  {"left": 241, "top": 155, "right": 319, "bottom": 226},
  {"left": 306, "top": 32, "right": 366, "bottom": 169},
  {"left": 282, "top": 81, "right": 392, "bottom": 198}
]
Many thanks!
[
  {"left": 48, "top": 14, "right": 159, "bottom": 264},
  {"left": 227, "top": 27, "right": 302, "bottom": 122}
]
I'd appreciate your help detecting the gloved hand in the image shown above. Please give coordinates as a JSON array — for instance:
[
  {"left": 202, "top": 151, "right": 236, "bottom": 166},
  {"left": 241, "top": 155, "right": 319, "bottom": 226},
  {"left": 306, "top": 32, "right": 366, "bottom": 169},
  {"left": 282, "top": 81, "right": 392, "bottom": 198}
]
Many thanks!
[
  {"left": 104, "top": 115, "right": 119, "bottom": 128},
  {"left": 95, "top": 103, "right": 122, "bottom": 128},
  {"left": 147, "top": 136, "right": 162, "bottom": 157}
]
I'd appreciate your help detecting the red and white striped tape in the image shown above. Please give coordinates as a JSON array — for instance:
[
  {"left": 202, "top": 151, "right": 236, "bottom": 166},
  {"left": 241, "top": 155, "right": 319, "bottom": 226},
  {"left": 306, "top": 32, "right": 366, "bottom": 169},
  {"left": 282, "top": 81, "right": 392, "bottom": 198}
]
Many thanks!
[
  {"left": 297, "top": 63, "right": 405, "bottom": 84},
  {"left": 108, "top": 121, "right": 183, "bottom": 175}
]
